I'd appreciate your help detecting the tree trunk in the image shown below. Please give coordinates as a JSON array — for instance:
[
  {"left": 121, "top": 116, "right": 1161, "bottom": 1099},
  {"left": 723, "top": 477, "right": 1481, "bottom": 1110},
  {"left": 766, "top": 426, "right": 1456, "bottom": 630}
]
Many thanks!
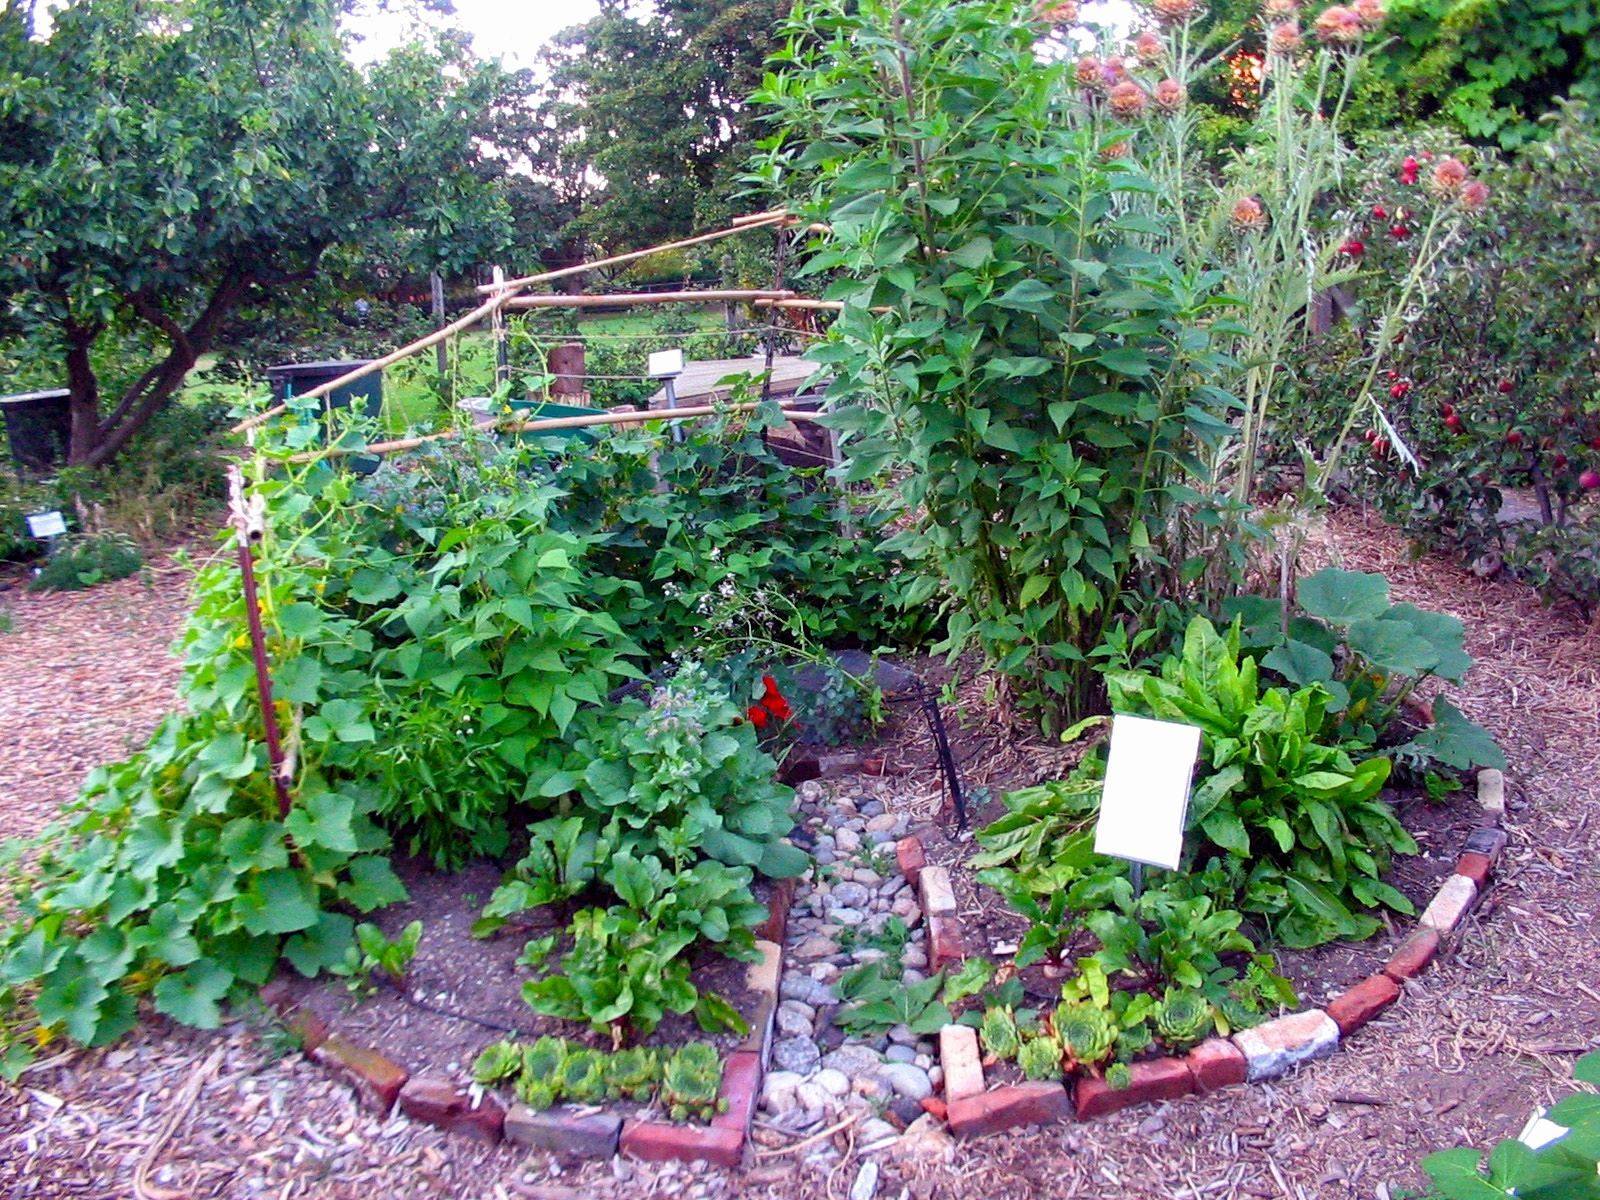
[{"left": 64, "top": 274, "right": 248, "bottom": 468}]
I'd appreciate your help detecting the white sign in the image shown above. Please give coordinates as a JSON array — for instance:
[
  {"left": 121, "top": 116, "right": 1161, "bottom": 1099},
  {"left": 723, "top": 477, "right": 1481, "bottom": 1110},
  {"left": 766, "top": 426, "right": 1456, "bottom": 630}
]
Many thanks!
[
  {"left": 647, "top": 348, "right": 685, "bottom": 379},
  {"left": 1092, "top": 714, "right": 1203, "bottom": 872},
  {"left": 26, "top": 510, "right": 66, "bottom": 538}
]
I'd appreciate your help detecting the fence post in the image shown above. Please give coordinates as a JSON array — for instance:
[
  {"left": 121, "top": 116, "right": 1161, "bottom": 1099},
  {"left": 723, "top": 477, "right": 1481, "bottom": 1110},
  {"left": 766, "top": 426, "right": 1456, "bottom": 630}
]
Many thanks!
[
  {"left": 430, "top": 271, "right": 447, "bottom": 379},
  {"left": 491, "top": 265, "right": 511, "bottom": 390}
]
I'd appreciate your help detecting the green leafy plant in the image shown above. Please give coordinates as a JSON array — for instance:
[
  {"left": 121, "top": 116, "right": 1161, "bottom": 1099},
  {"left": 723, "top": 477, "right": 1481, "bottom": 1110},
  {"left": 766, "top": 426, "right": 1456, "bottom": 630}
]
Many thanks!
[
  {"left": 1108, "top": 615, "right": 1416, "bottom": 948},
  {"left": 515, "top": 1036, "right": 569, "bottom": 1111},
  {"left": 472, "top": 1040, "right": 524, "bottom": 1087},
  {"left": 341, "top": 920, "right": 422, "bottom": 997},
  {"left": 28, "top": 532, "right": 142, "bottom": 592},
  {"left": 1053, "top": 1001, "right": 1116, "bottom": 1071},
  {"left": 755, "top": 0, "right": 1239, "bottom": 731},
  {"left": 1152, "top": 989, "right": 1214, "bottom": 1052},
  {"left": 604, "top": 1046, "right": 661, "bottom": 1102},
  {"left": 661, "top": 1042, "right": 727, "bottom": 1123},
  {"left": 835, "top": 962, "right": 952, "bottom": 1038},
  {"left": 491, "top": 668, "right": 797, "bottom": 1038},
  {"left": 1226, "top": 567, "right": 1503, "bottom": 773},
  {"left": 1017, "top": 1032, "right": 1065, "bottom": 1082},
  {"left": 942, "top": 958, "right": 994, "bottom": 1008},
  {"left": 979, "top": 1005, "right": 1021, "bottom": 1061}
]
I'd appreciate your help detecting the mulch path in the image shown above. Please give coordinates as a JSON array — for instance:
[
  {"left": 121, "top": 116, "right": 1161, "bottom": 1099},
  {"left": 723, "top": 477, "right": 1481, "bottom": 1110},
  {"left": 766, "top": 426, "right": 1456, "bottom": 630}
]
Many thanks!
[{"left": 2, "top": 507, "right": 1598, "bottom": 1199}]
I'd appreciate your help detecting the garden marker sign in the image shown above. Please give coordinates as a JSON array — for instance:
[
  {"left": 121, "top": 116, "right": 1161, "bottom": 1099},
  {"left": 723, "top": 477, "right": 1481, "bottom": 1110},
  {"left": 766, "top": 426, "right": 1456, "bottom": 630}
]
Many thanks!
[{"left": 1092, "top": 714, "right": 1203, "bottom": 872}]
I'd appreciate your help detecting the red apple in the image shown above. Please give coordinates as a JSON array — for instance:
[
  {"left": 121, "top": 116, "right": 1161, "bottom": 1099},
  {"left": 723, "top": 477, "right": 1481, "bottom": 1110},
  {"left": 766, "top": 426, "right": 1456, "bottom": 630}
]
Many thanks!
[
  {"left": 1506, "top": 430, "right": 1524, "bottom": 446},
  {"left": 1581, "top": 469, "right": 1600, "bottom": 491}
]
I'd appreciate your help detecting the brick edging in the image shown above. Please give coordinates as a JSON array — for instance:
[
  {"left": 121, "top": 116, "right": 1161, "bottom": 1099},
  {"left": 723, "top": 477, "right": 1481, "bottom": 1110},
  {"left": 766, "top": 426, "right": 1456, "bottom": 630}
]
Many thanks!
[
  {"left": 262, "top": 864, "right": 795, "bottom": 1166},
  {"left": 917, "top": 766, "right": 1510, "bottom": 1136}
]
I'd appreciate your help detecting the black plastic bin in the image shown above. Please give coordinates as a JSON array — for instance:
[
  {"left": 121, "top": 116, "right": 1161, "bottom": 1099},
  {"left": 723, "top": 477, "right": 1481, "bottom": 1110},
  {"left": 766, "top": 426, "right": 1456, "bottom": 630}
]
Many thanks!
[
  {"left": 1, "top": 388, "right": 72, "bottom": 472},
  {"left": 265, "top": 360, "right": 383, "bottom": 421}
]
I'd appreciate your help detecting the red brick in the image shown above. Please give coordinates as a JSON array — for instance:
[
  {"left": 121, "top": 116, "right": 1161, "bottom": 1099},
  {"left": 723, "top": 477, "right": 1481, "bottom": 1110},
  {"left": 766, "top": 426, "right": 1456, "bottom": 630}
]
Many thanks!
[
  {"left": 1327, "top": 973, "right": 1401, "bottom": 1036},
  {"left": 310, "top": 1035, "right": 408, "bottom": 1115},
  {"left": 1454, "top": 851, "right": 1493, "bottom": 887},
  {"left": 621, "top": 1120, "right": 744, "bottom": 1167},
  {"left": 896, "top": 836, "right": 926, "bottom": 885},
  {"left": 947, "top": 1082, "right": 1073, "bottom": 1137},
  {"left": 505, "top": 1106, "right": 621, "bottom": 1158},
  {"left": 756, "top": 878, "right": 796, "bottom": 943},
  {"left": 398, "top": 1075, "right": 505, "bottom": 1143},
  {"left": 1384, "top": 927, "right": 1441, "bottom": 981},
  {"left": 862, "top": 756, "right": 887, "bottom": 777},
  {"left": 919, "top": 1096, "right": 948, "bottom": 1120},
  {"left": 713, "top": 1051, "right": 761, "bottom": 1133},
  {"left": 1075, "top": 1057, "right": 1194, "bottom": 1119},
  {"left": 1185, "top": 1038, "right": 1247, "bottom": 1093},
  {"left": 928, "top": 913, "right": 965, "bottom": 968}
]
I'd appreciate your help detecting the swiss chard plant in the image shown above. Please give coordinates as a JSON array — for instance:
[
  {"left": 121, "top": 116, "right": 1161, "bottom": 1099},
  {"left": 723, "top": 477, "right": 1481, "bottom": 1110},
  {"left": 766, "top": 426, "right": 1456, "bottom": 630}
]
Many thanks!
[{"left": 1108, "top": 615, "right": 1415, "bottom": 947}]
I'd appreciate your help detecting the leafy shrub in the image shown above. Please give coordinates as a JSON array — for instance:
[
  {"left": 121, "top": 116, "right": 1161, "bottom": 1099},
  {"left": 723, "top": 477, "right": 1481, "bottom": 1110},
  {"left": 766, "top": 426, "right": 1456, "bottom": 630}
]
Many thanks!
[
  {"left": 487, "top": 669, "right": 803, "bottom": 1037},
  {"left": 0, "top": 549, "right": 407, "bottom": 1074},
  {"left": 1224, "top": 567, "right": 1505, "bottom": 774},
  {"left": 28, "top": 532, "right": 143, "bottom": 592},
  {"left": 1296, "top": 108, "right": 1600, "bottom": 617},
  {"left": 757, "top": 0, "right": 1238, "bottom": 730}
]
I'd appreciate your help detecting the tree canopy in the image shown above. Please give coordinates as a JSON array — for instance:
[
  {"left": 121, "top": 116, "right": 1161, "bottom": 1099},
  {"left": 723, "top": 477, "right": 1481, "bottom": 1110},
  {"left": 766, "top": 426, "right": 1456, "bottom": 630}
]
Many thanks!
[{"left": 0, "top": 0, "right": 514, "bottom": 465}]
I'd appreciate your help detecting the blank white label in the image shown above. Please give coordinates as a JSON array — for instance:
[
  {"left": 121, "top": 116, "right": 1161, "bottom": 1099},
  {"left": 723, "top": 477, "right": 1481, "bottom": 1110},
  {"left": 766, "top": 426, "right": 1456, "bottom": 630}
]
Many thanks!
[
  {"left": 647, "top": 348, "right": 685, "bottom": 378},
  {"left": 26, "top": 511, "right": 66, "bottom": 538},
  {"left": 1092, "top": 714, "right": 1203, "bottom": 872}
]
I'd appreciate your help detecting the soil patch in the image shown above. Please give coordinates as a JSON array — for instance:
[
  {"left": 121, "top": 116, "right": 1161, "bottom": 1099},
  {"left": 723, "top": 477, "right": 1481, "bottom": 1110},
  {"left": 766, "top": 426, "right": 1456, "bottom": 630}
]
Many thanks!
[{"left": 277, "top": 855, "right": 766, "bottom": 1088}]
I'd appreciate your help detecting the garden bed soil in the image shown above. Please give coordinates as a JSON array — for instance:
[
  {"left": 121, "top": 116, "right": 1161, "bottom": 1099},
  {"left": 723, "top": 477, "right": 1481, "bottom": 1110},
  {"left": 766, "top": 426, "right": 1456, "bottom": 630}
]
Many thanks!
[{"left": 275, "top": 855, "right": 765, "bottom": 1092}]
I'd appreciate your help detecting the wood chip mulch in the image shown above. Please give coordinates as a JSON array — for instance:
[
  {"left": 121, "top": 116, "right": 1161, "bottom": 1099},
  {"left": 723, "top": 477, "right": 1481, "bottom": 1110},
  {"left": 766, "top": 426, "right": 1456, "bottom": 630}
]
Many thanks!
[{"left": 2, "top": 508, "right": 1598, "bottom": 1199}]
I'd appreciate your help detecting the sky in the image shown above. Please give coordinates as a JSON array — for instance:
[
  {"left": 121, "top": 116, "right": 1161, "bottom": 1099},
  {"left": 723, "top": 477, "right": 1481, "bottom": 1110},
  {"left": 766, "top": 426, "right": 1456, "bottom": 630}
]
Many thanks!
[
  {"left": 344, "top": 1, "right": 607, "bottom": 68},
  {"left": 344, "top": 0, "right": 1134, "bottom": 70}
]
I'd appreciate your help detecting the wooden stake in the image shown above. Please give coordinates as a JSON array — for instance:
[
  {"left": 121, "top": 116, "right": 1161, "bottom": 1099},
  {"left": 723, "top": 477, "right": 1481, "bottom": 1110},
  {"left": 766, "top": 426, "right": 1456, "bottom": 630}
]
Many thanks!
[
  {"left": 505, "top": 289, "right": 796, "bottom": 310},
  {"left": 430, "top": 272, "right": 447, "bottom": 378}
]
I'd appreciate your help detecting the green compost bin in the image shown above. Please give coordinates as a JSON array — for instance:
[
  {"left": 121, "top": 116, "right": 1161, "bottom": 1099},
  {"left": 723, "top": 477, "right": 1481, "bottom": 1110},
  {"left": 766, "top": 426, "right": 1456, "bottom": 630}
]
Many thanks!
[
  {"left": 507, "top": 398, "right": 607, "bottom": 448},
  {"left": 1, "top": 388, "right": 72, "bottom": 473},
  {"left": 266, "top": 360, "right": 383, "bottom": 475}
]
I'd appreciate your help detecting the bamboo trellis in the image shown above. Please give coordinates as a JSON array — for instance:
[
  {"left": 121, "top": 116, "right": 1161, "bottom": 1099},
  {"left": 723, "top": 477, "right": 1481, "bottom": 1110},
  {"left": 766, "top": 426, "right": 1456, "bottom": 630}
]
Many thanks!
[{"left": 231, "top": 211, "right": 800, "bottom": 435}]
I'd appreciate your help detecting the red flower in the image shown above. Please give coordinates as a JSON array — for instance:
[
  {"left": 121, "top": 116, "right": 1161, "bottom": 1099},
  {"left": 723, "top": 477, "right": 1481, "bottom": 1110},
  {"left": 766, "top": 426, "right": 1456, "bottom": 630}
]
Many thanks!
[
  {"left": 1390, "top": 381, "right": 1410, "bottom": 399},
  {"left": 1371, "top": 204, "right": 1387, "bottom": 219},
  {"left": 747, "top": 705, "right": 770, "bottom": 729},
  {"left": 1390, "top": 224, "right": 1410, "bottom": 240},
  {"left": 1340, "top": 238, "right": 1365, "bottom": 257},
  {"left": 1399, "top": 155, "right": 1419, "bottom": 185},
  {"left": 757, "top": 674, "right": 793, "bottom": 723},
  {"left": 1497, "top": 379, "right": 1514, "bottom": 394}
]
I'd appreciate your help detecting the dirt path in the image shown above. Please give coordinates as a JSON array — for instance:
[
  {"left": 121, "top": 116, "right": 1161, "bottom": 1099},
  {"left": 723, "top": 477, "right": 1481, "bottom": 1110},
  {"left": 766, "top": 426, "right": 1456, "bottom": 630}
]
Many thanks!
[{"left": 1, "top": 511, "right": 1596, "bottom": 1199}]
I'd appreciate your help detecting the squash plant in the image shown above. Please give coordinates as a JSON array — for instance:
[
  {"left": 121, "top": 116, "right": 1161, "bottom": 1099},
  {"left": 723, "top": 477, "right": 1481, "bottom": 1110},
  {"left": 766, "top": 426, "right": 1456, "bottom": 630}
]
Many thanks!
[{"left": 1223, "top": 566, "right": 1504, "bottom": 773}]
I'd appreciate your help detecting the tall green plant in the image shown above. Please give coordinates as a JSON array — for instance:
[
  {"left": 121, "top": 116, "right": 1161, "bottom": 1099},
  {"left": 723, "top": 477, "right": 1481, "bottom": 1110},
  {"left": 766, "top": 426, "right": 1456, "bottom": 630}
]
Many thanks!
[{"left": 755, "top": 0, "right": 1237, "bottom": 729}]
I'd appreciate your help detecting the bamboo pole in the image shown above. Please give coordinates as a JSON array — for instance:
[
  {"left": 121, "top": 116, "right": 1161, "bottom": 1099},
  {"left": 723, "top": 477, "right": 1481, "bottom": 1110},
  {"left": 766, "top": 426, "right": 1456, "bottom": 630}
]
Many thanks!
[
  {"left": 505, "top": 289, "right": 796, "bottom": 310},
  {"left": 480, "top": 213, "right": 789, "bottom": 294},
  {"left": 732, "top": 208, "right": 787, "bottom": 225},
  {"left": 285, "top": 401, "right": 825, "bottom": 463}
]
